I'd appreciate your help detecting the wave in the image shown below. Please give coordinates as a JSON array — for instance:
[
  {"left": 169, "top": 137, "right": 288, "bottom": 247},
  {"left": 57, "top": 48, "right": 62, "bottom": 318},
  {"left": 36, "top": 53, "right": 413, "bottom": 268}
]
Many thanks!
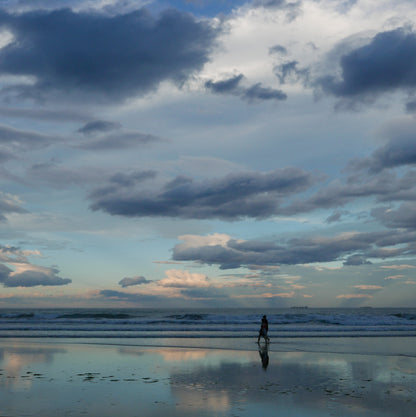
[
  {"left": 56, "top": 313, "right": 135, "bottom": 320},
  {"left": 1, "top": 308, "right": 415, "bottom": 338}
]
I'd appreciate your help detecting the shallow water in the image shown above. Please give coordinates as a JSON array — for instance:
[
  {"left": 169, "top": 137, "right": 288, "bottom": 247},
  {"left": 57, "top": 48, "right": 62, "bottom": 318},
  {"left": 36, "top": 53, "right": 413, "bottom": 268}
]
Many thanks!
[{"left": 0, "top": 339, "right": 415, "bottom": 417}]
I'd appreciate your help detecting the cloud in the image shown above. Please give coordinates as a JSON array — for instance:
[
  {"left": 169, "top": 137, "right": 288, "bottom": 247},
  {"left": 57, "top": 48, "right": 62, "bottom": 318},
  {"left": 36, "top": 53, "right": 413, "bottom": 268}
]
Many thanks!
[
  {"left": 349, "top": 134, "right": 416, "bottom": 174},
  {"left": 243, "top": 83, "right": 287, "bottom": 101},
  {"left": 172, "top": 228, "right": 416, "bottom": 269},
  {"left": 86, "top": 137, "right": 415, "bottom": 223},
  {"left": 0, "top": 123, "right": 55, "bottom": 157},
  {"left": 158, "top": 269, "right": 210, "bottom": 288},
  {"left": 99, "top": 289, "right": 162, "bottom": 302},
  {"left": 232, "top": 291, "right": 295, "bottom": 298},
  {"left": 269, "top": 44, "right": 288, "bottom": 55},
  {"left": 372, "top": 203, "right": 416, "bottom": 230},
  {"left": 26, "top": 159, "right": 99, "bottom": 187},
  {"left": 180, "top": 287, "right": 228, "bottom": 299},
  {"left": 118, "top": 276, "right": 150, "bottom": 287},
  {"left": 0, "top": 263, "right": 12, "bottom": 281},
  {"left": 343, "top": 255, "right": 372, "bottom": 266},
  {"left": 325, "top": 210, "right": 348, "bottom": 224},
  {"left": 0, "top": 264, "right": 71, "bottom": 287},
  {"left": 205, "top": 74, "right": 287, "bottom": 102},
  {"left": 3, "top": 269, "right": 71, "bottom": 287},
  {"left": 0, "top": 106, "right": 91, "bottom": 122},
  {"left": 336, "top": 294, "right": 372, "bottom": 299},
  {"left": 0, "top": 7, "right": 220, "bottom": 102},
  {"left": 0, "top": 192, "right": 27, "bottom": 221},
  {"left": 0, "top": 246, "right": 71, "bottom": 287},
  {"left": 318, "top": 28, "right": 416, "bottom": 102},
  {"left": 253, "top": 0, "right": 302, "bottom": 20},
  {"left": 77, "top": 120, "right": 122, "bottom": 136},
  {"left": 205, "top": 74, "right": 244, "bottom": 94},
  {"left": 274, "top": 61, "right": 309, "bottom": 85},
  {"left": 406, "top": 100, "right": 416, "bottom": 113},
  {"left": 89, "top": 168, "right": 319, "bottom": 220},
  {"left": 75, "top": 120, "right": 166, "bottom": 151},
  {"left": 286, "top": 168, "right": 416, "bottom": 215},
  {"left": 76, "top": 131, "right": 165, "bottom": 151},
  {"left": 384, "top": 275, "right": 404, "bottom": 280},
  {"left": 381, "top": 265, "right": 416, "bottom": 270},
  {"left": 354, "top": 285, "right": 383, "bottom": 290}
]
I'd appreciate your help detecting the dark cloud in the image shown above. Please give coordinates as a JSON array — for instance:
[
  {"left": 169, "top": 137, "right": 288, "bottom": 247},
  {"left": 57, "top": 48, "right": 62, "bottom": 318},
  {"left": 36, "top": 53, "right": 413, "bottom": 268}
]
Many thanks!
[
  {"left": 0, "top": 244, "right": 29, "bottom": 262},
  {"left": 0, "top": 8, "right": 220, "bottom": 102},
  {"left": 118, "top": 276, "right": 150, "bottom": 287},
  {"left": 0, "top": 263, "right": 12, "bottom": 281},
  {"left": 318, "top": 28, "right": 416, "bottom": 101},
  {"left": 269, "top": 44, "right": 288, "bottom": 55},
  {"left": 172, "top": 229, "right": 416, "bottom": 269},
  {"left": 0, "top": 267, "right": 71, "bottom": 287},
  {"left": 348, "top": 136, "right": 416, "bottom": 173},
  {"left": 99, "top": 289, "right": 161, "bottom": 302},
  {"left": 87, "top": 136, "right": 416, "bottom": 224},
  {"left": 205, "top": 74, "right": 287, "bottom": 102},
  {"left": 243, "top": 83, "right": 287, "bottom": 102},
  {"left": 274, "top": 60, "right": 309, "bottom": 85},
  {"left": 406, "top": 100, "right": 416, "bottom": 113},
  {"left": 253, "top": 0, "right": 302, "bottom": 20},
  {"left": 89, "top": 168, "right": 319, "bottom": 220},
  {"left": 372, "top": 203, "right": 416, "bottom": 230},
  {"left": 88, "top": 170, "right": 157, "bottom": 200},
  {"left": 325, "top": 210, "right": 348, "bottom": 224},
  {"left": 77, "top": 120, "right": 121, "bottom": 136},
  {"left": 75, "top": 120, "right": 166, "bottom": 151},
  {"left": 205, "top": 74, "right": 244, "bottom": 94},
  {"left": 343, "top": 255, "right": 372, "bottom": 266},
  {"left": 285, "top": 168, "right": 416, "bottom": 215}
]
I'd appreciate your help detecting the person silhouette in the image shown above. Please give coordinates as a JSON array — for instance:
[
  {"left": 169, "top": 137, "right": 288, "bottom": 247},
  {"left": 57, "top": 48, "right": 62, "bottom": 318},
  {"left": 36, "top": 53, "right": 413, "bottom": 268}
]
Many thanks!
[{"left": 257, "top": 315, "right": 270, "bottom": 343}]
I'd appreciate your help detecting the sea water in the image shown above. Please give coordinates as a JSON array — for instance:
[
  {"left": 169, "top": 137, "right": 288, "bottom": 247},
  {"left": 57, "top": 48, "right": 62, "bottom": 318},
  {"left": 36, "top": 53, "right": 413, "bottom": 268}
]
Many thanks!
[{"left": 0, "top": 307, "right": 415, "bottom": 339}]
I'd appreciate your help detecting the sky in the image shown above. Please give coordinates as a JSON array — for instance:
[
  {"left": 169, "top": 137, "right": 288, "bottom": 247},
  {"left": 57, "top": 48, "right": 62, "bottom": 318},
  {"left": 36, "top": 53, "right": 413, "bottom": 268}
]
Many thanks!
[{"left": 0, "top": 0, "right": 416, "bottom": 308}]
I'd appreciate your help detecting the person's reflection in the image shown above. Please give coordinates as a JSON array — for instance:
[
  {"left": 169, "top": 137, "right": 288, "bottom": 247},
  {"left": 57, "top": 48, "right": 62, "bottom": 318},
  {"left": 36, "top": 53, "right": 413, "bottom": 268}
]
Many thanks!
[{"left": 258, "top": 343, "right": 269, "bottom": 370}]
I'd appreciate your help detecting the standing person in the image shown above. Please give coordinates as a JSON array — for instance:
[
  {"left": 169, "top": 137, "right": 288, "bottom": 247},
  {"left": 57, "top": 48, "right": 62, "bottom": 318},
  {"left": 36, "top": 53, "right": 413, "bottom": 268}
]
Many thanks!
[{"left": 257, "top": 315, "right": 270, "bottom": 343}]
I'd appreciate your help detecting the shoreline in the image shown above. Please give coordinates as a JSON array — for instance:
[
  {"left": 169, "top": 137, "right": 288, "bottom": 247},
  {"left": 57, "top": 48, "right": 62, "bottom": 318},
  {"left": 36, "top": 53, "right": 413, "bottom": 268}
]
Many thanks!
[
  {"left": 1, "top": 337, "right": 415, "bottom": 416},
  {"left": 2, "top": 334, "right": 415, "bottom": 357}
]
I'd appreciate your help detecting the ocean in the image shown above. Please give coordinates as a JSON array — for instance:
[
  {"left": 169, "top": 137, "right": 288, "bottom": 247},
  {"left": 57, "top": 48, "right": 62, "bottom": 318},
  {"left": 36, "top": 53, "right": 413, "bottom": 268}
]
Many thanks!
[{"left": 0, "top": 307, "right": 415, "bottom": 339}]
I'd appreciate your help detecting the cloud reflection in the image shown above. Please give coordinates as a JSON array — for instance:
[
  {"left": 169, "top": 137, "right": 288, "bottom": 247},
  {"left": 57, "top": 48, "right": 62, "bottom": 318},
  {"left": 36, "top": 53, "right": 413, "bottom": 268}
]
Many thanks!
[
  {"left": 169, "top": 350, "right": 416, "bottom": 416},
  {"left": 0, "top": 344, "right": 66, "bottom": 388}
]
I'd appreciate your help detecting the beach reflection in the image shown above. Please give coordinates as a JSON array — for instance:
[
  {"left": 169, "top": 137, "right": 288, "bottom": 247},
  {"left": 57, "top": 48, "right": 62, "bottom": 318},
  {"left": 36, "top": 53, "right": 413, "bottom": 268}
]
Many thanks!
[
  {"left": 258, "top": 342, "right": 269, "bottom": 370},
  {"left": 0, "top": 342, "right": 414, "bottom": 417},
  {"left": 169, "top": 350, "right": 416, "bottom": 416},
  {"left": 119, "top": 347, "right": 208, "bottom": 362},
  {"left": 0, "top": 344, "right": 66, "bottom": 388}
]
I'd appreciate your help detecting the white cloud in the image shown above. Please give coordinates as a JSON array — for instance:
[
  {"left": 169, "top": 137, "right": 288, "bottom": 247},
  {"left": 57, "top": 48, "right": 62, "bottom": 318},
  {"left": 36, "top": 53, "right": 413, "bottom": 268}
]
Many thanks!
[
  {"left": 336, "top": 293, "right": 372, "bottom": 299},
  {"left": 354, "top": 285, "right": 383, "bottom": 290},
  {"left": 381, "top": 265, "right": 416, "bottom": 270},
  {"left": 384, "top": 275, "right": 404, "bottom": 280},
  {"left": 158, "top": 269, "right": 210, "bottom": 288},
  {"left": 175, "top": 233, "right": 236, "bottom": 250}
]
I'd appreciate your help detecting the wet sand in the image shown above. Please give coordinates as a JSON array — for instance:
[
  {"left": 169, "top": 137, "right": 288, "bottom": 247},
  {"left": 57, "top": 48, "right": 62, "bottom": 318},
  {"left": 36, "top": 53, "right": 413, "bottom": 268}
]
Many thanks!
[{"left": 1, "top": 338, "right": 415, "bottom": 416}]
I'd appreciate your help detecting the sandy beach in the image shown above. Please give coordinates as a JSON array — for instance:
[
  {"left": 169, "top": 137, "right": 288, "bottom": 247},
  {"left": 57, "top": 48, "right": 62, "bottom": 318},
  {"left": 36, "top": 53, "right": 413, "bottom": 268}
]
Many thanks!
[{"left": 1, "top": 337, "right": 415, "bottom": 417}]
